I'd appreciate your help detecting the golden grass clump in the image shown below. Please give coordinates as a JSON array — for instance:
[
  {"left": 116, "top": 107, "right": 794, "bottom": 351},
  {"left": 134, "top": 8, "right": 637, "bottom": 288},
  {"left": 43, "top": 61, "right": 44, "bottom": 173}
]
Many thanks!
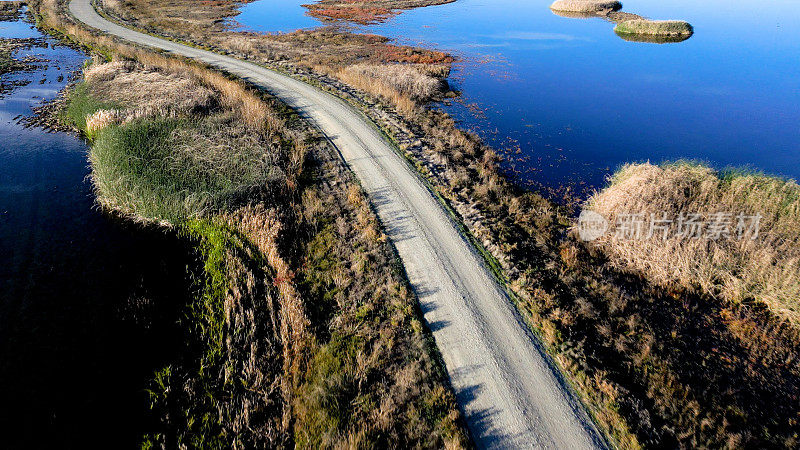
[
  {"left": 549, "top": 0, "right": 621, "bottom": 13},
  {"left": 84, "top": 60, "right": 217, "bottom": 119},
  {"left": 335, "top": 65, "right": 416, "bottom": 114},
  {"left": 585, "top": 162, "right": 800, "bottom": 324},
  {"left": 614, "top": 19, "right": 693, "bottom": 37},
  {"left": 85, "top": 108, "right": 121, "bottom": 134},
  {"left": 339, "top": 63, "right": 445, "bottom": 101}
]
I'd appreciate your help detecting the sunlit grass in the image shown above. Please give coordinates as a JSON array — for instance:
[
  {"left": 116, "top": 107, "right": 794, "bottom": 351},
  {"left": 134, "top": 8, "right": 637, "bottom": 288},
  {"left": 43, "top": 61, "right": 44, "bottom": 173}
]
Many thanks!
[
  {"left": 587, "top": 161, "right": 800, "bottom": 324},
  {"left": 549, "top": 0, "right": 621, "bottom": 13},
  {"left": 89, "top": 114, "right": 282, "bottom": 223},
  {"left": 614, "top": 19, "right": 693, "bottom": 37}
]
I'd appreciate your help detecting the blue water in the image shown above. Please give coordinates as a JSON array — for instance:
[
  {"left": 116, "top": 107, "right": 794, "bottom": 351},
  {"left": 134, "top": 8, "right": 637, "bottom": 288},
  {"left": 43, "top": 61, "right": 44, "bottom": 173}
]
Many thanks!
[{"left": 235, "top": 0, "right": 800, "bottom": 192}]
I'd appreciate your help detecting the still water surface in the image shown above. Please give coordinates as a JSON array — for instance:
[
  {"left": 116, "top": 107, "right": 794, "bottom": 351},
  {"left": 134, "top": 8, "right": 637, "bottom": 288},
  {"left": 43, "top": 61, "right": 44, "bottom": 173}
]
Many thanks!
[
  {"left": 236, "top": 0, "right": 800, "bottom": 191},
  {"left": 1, "top": 13, "right": 190, "bottom": 447}
]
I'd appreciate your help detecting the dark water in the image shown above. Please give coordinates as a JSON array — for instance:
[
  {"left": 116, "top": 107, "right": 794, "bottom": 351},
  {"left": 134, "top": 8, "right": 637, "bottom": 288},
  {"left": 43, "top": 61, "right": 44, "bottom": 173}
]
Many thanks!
[
  {"left": 235, "top": 0, "right": 800, "bottom": 192},
  {"left": 1, "top": 14, "right": 192, "bottom": 448}
]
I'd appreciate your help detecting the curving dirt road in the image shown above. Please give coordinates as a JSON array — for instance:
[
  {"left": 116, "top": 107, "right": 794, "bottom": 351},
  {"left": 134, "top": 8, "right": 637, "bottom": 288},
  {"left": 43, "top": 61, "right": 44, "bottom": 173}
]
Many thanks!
[{"left": 67, "top": 0, "right": 607, "bottom": 447}]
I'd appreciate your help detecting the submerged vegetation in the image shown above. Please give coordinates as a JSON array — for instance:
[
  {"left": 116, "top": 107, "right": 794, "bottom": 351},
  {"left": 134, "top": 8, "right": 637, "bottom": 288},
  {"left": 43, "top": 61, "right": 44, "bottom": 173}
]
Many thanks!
[
  {"left": 0, "top": 38, "right": 37, "bottom": 78},
  {"left": 0, "top": 0, "right": 25, "bottom": 20},
  {"left": 1, "top": 4, "right": 49, "bottom": 95}
]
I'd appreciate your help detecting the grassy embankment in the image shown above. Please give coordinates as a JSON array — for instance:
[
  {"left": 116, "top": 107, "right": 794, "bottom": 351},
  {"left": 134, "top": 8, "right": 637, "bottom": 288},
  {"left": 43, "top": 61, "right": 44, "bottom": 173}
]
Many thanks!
[
  {"left": 83, "top": 0, "right": 800, "bottom": 447},
  {"left": 33, "top": 0, "right": 468, "bottom": 446}
]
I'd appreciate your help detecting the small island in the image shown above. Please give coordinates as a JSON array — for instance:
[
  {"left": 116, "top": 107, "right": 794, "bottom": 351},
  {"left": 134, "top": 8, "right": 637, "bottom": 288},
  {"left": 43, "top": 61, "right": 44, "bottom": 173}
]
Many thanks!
[
  {"left": 614, "top": 19, "right": 694, "bottom": 40},
  {"left": 549, "top": 0, "right": 621, "bottom": 14},
  {"left": 550, "top": 0, "right": 694, "bottom": 43}
]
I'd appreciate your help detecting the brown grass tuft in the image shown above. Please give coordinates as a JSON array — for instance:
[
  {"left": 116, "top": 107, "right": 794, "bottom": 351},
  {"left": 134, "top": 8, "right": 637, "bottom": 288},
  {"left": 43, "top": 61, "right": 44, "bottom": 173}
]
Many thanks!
[
  {"left": 549, "top": 0, "right": 621, "bottom": 13},
  {"left": 586, "top": 162, "right": 800, "bottom": 324}
]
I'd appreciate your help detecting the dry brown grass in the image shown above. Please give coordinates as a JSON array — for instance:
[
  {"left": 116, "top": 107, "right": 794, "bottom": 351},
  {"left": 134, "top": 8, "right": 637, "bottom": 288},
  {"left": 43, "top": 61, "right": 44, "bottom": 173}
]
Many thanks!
[
  {"left": 335, "top": 65, "right": 416, "bottom": 114},
  {"left": 340, "top": 63, "right": 446, "bottom": 102},
  {"left": 549, "top": 0, "right": 621, "bottom": 13},
  {"left": 586, "top": 162, "right": 800, "bottom": 324},
  {"left": 83, "top": 60, "right": 217, "bottom": 120},
  {"left": 94, "top": 0, "right": 454, "bottom": 115},
  {"left": 84, "top": 108, "right": 120, "bottom": 133},
  {"left": 35, "top": 0, "right": 281, "bottom": 131}
]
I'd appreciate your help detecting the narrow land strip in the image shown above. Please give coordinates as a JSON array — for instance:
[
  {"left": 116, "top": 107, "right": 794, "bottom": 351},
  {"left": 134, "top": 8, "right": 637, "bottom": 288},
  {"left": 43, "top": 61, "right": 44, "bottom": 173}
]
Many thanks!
[{"left": 67, "top": 0, "right": 606, "bottom": 446}]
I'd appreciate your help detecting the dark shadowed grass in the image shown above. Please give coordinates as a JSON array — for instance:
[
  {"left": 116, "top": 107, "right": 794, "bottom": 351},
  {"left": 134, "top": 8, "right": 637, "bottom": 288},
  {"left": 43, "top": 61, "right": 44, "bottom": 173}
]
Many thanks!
[{"left": 143, "top": 217, "right": 285, "bottom": 449}]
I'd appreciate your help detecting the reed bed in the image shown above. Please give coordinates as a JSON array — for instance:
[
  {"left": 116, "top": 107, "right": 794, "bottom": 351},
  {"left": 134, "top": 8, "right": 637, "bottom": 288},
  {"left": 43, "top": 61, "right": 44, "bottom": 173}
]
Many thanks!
[
  {"left": 586, "top": 162, "right": 800, "bottom": 324},
  {"left": 549, "top": 0, "right": 621, "bottom": 13}
]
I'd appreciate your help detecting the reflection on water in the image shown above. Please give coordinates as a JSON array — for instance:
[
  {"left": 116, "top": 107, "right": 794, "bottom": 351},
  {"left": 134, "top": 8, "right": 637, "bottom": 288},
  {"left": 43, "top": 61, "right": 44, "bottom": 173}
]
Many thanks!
[
  {"left": 236, "top": 0, "right": 800, "bottom": 193},
  {"left": 1, "top": 13, "right": 192, "bottom": 447},
  {"left": 613, "top": 30, "right": 692, "bottom": 43}
]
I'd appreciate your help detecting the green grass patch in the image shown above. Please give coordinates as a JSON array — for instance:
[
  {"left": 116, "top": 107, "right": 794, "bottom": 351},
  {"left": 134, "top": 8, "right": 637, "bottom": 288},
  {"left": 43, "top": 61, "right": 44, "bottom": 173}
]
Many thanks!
[
  {"left": 614, "top": 19, "right": 693, "bottom": 37},
  {"left": 181, "top": 219, "right": 235, "bottom": 370},
  {"left": 60, "top": 81, "right": 119, "bottom": 132},
  {"left": 294, "top": 331, "right": 365, "bottom": 448},
  {"left": 89, "top": 115, "right": 280, "bottom": 223}
]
